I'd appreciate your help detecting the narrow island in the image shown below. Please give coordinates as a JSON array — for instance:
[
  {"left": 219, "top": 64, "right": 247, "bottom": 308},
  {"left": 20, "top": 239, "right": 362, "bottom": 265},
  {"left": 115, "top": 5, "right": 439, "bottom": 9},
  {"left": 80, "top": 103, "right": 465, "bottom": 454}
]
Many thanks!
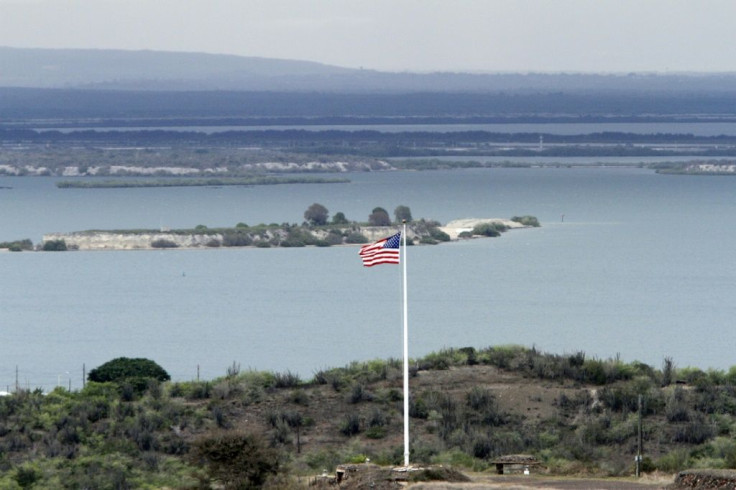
[
  {"left": 24, "top": 205, "right": 541, "bottom": 252},
  {"left": 55, "top": 175, "right": 350, "bottom": 188}
]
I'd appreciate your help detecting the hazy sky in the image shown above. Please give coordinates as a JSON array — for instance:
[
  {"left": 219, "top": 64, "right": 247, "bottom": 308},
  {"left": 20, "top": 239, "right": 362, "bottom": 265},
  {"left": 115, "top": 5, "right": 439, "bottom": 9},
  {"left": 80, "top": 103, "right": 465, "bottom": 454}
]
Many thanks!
[{"left": 1, "top": 0, "right": 735, "bottom": 73}]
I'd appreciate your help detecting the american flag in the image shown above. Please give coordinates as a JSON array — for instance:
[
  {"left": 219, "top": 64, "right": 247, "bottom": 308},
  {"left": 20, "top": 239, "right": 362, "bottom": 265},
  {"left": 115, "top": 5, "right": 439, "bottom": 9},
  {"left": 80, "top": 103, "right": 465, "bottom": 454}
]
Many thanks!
[{"left": 359, "top": 232, "right": 401, "bottom": 267}]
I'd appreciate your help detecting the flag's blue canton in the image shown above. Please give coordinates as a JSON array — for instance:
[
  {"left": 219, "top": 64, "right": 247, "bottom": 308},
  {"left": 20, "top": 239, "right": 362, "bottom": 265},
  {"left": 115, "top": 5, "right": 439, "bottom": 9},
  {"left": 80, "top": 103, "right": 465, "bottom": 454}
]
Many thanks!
[{"left": 384, "top": 233, "right": 401, "bottom": 249}]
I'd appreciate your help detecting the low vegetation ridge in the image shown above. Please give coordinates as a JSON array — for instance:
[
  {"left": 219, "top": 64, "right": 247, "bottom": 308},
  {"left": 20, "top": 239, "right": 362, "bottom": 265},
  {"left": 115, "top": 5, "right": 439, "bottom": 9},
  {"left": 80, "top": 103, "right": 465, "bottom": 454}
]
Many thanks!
[
  {"left": 55, "top": 175, "right": 350, "bottom": 188},
  {"left": 3, "top": 345, "right": 736, "bottom": 488}
]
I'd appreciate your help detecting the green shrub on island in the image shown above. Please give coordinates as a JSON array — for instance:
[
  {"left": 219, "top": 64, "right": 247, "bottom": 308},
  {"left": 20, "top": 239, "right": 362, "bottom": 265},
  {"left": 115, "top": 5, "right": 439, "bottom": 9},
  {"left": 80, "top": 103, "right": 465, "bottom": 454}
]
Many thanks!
[
  {"left": 222, "top": 230, "right": 252, "bottom": 247},
  {"left": 151, "top": 238, "right": 178, "bottom": 248},
  {"left": 471, "top": 223, "right": 504, "bottom": 237},
  {"left": 512, "top": 215, "right": 541, "bottom": 227},
  {"left": 41, "top": 239, "right": 68, "bottom": 251},
  {"left": 325, "top": 230, "right": 345, "bottom": 245},
  {"left": 345, "top": 232, "right": 369, "bottom": 244},
  {"left": 428, "top": 227, "right": 451, "bottom": 242},
  {"left": 0, "top": 239, "right": 33, "bottom": 251}
]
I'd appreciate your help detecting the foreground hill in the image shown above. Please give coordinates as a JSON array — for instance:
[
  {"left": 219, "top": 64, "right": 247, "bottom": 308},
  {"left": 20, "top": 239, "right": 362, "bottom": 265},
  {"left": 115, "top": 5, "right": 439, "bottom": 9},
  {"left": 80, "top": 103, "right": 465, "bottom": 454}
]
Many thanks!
[{"left": 3, "top": 345, "right": 736, "bottom": 487}]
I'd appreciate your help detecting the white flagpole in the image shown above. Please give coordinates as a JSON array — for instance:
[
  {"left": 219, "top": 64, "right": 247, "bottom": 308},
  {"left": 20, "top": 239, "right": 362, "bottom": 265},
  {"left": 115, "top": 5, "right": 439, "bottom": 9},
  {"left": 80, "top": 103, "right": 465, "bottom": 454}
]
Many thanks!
[{"left": 402, "top": 220, "right": 410, "bottom": 467}]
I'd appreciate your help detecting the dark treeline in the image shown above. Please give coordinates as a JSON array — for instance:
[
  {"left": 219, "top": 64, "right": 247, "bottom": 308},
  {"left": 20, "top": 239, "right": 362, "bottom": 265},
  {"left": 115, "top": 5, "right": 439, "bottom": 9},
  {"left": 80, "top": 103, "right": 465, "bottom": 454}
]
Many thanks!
[
  {"left": 3, "top": 88, "right": 736, "bottom": 120},
  {"left": 4, "top": 128, "right": 736, "bottom": 146}
]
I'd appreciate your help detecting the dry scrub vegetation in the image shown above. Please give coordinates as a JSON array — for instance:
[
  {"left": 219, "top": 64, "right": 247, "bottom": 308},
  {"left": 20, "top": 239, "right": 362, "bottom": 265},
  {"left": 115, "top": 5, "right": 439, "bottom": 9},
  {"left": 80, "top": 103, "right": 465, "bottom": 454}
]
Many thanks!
[{"left": 2, "top": 346, "right": 736, "bottom": 488}]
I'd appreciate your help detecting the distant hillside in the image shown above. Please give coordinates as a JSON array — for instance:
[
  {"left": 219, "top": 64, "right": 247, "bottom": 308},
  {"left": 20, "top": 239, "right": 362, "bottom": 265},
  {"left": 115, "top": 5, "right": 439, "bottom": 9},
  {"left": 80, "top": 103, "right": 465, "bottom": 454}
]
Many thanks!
[
  {"left": 3, "top": 46, "right": 736, "bottom": 94},
  {"left": 0, "top": 47, "right": 356, "bottom": 90}
]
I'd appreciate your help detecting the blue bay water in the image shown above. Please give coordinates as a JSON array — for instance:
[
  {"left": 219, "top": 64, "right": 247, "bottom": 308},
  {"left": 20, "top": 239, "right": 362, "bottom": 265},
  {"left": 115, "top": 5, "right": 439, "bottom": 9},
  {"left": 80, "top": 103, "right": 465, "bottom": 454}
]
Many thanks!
[
  {"left": 38, "top": 121, "right": 736, "bottom": 136},
  {"left": 1, "top": 167, "right": 736, "bottom": 391}
]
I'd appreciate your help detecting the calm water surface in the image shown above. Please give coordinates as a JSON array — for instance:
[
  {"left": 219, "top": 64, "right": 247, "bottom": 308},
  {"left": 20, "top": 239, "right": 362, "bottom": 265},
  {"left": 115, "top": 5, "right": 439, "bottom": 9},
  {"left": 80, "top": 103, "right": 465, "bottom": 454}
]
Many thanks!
[
  {"left": 1, "top": 167, "right": 735, "bottom": 391},
  {"left": 37, "top": 121, "right": 736, "bottom": 136}
]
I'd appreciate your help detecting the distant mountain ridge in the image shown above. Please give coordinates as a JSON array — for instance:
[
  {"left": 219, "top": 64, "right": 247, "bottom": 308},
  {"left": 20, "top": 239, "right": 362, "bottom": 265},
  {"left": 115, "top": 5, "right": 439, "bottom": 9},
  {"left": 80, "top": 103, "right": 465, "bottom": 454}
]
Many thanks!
[
  {"left": 0, "top": 46, "right": 357, "bottom": 90},
  {"left": 3, "top": 46, "right": 736, "bottom": 93}
]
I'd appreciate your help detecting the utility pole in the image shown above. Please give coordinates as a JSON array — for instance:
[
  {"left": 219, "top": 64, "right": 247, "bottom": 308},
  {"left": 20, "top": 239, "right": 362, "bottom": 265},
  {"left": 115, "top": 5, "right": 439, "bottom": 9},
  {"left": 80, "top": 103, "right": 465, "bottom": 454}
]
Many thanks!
[{"left": 636, "top": 394, "right": 643, "bottom": 477}]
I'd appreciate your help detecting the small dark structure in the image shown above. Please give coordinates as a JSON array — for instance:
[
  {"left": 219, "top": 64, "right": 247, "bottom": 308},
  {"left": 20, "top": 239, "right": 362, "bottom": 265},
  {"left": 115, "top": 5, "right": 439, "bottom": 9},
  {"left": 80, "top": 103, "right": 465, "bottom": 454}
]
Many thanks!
[{"left": 491, "top": 454, "right": 541, "bottom": 475}]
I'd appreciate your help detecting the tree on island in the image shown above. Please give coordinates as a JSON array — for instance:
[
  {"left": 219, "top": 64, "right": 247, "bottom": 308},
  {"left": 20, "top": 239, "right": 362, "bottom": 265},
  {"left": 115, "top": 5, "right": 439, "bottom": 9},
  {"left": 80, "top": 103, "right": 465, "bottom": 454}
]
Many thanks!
[
  {"left": 331, "top": 211, "right": 349, "bottom": 225},
  {"left": 304, "top": 203, "right": 329, "bottom": 226},
  {"left": 394, "top": 205, "right": 413, "bottom": 223},
  {"left": 368, "top": 207, "right": 391, "bottom": 226}
]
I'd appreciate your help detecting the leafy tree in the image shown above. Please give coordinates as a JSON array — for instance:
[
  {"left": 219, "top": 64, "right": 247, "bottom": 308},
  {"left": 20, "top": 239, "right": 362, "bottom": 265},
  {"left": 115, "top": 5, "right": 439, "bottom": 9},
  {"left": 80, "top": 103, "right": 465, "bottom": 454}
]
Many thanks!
[
  {"left": 190, "top": 431, "right": 280, "bottom": 488},
  {"left": 331, "top": 211, "right": 349, "bottom": 225},
  {"left": 88, "top": 357, "right": 170, "bottom": 383},
  {"left": 394, "top": 205, "right": 413, "bottom": 223},
  {"left": 304, "top": 203, "right": 329, "bottom": 226},
  {"left": 368, "top": 207, "right": 391, "bottom": 226}
]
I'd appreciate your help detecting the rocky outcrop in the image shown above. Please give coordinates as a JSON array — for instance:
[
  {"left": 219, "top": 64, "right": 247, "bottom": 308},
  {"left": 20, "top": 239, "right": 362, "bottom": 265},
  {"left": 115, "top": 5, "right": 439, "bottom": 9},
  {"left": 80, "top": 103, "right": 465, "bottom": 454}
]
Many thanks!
[
  {"left": 671, "top": 469, "right": 736, "bottom": 489},
  {"left": 41, "top": 231, "right": 223, "bottom": 250}
]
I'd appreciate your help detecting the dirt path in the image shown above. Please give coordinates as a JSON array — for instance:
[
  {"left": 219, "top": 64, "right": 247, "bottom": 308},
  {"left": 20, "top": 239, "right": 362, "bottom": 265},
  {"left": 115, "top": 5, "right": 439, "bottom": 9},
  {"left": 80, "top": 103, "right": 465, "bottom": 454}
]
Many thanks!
[{"left": 409, "top": 474, "right": 673, "bottom": 489}]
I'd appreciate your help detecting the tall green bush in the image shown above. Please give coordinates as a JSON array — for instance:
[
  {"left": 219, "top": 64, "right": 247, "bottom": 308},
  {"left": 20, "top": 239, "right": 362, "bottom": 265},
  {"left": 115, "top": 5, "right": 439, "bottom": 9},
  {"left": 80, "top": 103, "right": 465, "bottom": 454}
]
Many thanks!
[
  {"left": 88, "top": 357, "right": 170, "bottom": 384},
  {"left": 190, "top": 431, "right": 280, "bottom": 488}
]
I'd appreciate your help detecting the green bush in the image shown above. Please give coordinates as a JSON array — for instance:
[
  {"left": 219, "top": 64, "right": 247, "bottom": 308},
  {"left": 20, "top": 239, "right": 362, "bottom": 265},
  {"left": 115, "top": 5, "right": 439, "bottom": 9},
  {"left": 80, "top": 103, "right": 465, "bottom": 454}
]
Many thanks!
[
  {"left": 42, "top": 239, "right": 68, "bottom": 251},
  {"left": 189, "top": 431, "right": 280, "bottom": 488},
  {"left": 428, "top": 227, "right": 451, "bottom": 241},
  {"left": 272, "top": 370, "right": 301, "bottom": 388},
  {"left": 0, "top": 239, "right": 33, "bottom": 251},
  {"left": 471, "top": 222, "right": 506, "bottom": 237},
  {"left": 340, "top": 413, "right": 361, "bottom": 436},
  {"left": 324, "top": 230, "right": 345, "bottom": 245},
  {"left": 150, "top": 238, "right": 178, "bottom": 248},
  {"left": 511, "top": 215, "right": 541, "bottom": 227},
  {"left": 345, "top": 232, "right": 368, "bottom": 244},
  {"left": 222, "top": 231, "right": 252, "bottom": 247},
  {"left": 88, "top": 357, "right": 170, "bottom": 384}
]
